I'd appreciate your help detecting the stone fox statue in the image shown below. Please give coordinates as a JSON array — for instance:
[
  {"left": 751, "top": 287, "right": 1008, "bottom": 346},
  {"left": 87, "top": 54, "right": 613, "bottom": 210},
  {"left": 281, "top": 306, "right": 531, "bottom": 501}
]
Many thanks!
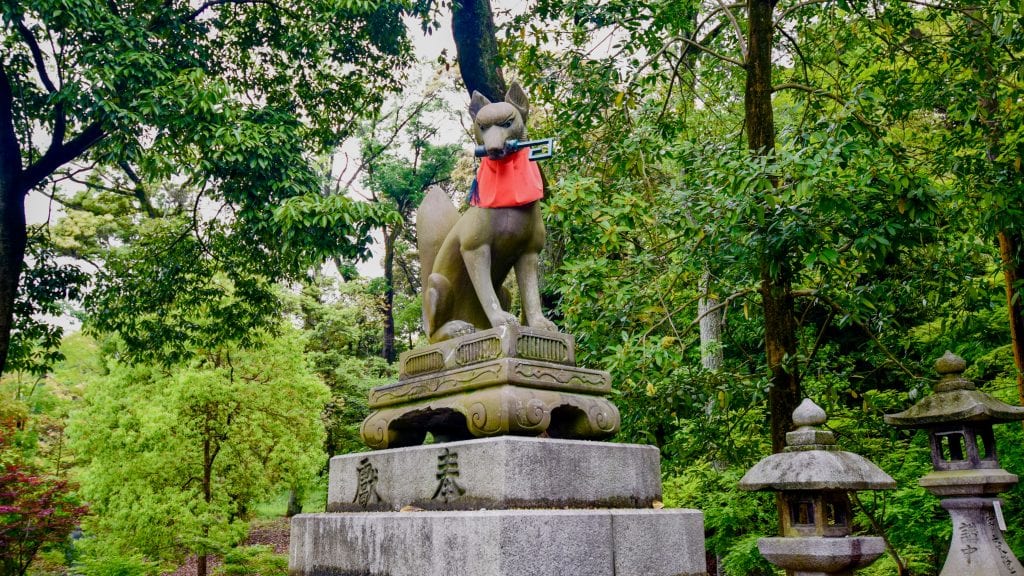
[{"left": 417, "top": 82, "right": 558, "bottom": 342}]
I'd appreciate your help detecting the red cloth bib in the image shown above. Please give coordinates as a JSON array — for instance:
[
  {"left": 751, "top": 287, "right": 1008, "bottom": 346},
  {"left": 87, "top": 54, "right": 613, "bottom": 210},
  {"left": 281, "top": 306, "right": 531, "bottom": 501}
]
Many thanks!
[{"left": 472, "top": 148, "right": 544, "bottom": 208}]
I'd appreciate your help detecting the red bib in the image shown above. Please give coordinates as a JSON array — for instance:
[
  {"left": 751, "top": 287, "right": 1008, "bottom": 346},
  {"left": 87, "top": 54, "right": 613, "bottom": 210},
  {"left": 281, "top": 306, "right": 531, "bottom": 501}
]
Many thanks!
[{"left": 472, "top": 148, "right": 544, "bottom": 208}]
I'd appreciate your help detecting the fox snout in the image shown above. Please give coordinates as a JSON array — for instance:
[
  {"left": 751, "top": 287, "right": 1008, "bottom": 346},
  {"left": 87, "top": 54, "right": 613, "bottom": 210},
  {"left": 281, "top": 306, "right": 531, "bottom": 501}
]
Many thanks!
[
  {"left": 469, "top": 83, "right": 531, "bottom": 160},
  {"left": 474, "top": 103, "right": 524, "bottom": 159}
]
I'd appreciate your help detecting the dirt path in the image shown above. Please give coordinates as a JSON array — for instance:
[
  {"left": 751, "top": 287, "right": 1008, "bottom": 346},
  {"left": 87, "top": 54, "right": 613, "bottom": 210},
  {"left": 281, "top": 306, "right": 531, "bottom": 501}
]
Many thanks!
[{"left": 163, "top": 517, "right": 290, "bottom": 576}]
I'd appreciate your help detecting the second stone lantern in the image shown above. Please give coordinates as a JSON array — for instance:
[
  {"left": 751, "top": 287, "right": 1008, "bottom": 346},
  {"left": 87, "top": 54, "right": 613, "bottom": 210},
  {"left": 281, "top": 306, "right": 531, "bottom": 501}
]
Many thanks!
[
  {"left": 885, "top": 351, "right": 1024, "bottom": 576},
  {"left": 740, "top": 399, "right": 896, "bottom": 576}
]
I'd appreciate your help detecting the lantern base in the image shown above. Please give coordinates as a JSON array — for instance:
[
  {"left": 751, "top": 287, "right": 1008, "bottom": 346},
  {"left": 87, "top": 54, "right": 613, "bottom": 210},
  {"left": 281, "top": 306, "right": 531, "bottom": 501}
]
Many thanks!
[
  {"left": 756, "top": 536, "right": 885, "bottom": 575},
  {"left": 920, "top": 468, "right": 1018, "bottom": 497},
  {"left": 938, "top": 497, "right": 1023, "bottom": 576}
]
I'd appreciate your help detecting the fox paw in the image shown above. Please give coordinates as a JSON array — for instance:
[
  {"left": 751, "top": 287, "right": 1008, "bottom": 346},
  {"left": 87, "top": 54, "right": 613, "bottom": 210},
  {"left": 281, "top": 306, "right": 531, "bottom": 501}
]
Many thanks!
[
  {"left": 489, "top": 311, "right": 520, "bottom": 328},
  {"left": 435, "top": 320, "right": 476, "bottom": 341},
  {"left": 528, "top": 317, "right": 558, "bottom": 332}
]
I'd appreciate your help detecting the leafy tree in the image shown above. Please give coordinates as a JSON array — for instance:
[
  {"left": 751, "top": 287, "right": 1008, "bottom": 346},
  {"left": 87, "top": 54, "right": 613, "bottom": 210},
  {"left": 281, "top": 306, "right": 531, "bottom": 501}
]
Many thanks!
[
  {"left": 288, "top": 276, "right": 396, "bottom": 457},
  {"left": 0, "top": 0, "right": 433, "bottom": 376},
  {"left": 0, "top": 418, "right": 87, "bottom": 576},
  {"left": 356, "top": 86, "right": 460, "bottom": 361},
  {"left": 68, "top": 327, "right": 328, "bottom": 576}
]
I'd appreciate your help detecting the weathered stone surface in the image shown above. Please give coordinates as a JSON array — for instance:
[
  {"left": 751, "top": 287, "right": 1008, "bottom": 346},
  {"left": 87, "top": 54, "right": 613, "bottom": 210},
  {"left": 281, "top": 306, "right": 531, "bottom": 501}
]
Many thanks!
[
  {"left": 885, "top": 389, "right": 1024, "bottom": 427},
  {"left": 739, "top": 449, "right": 897, "bottom": 491},
  {"left": 328, "top": 436, "right": 661, "bottom": 512},
  {"left": 361, "top": 384, "right": 620, "bottom": 449},
  {"left": 919, "top": 468, "right": 1020, "bottom": 497},
  {"left": 289, "top": 509, "right": 707, "bottom": 576},
  {"left": 756, "top": 536, "right": 885, "bottom": 576},
  {"left": 885, "top": 351, "right": 1024, "bottom": 427},
  {"left": 398, "top": 326, "right": 576, "bottom": 379},
  {"left": 937, "top": 498, "right": 1023, "bottom": 576},
  {"left": 373, "top": 358, "right": 609, "bottom": 408}
]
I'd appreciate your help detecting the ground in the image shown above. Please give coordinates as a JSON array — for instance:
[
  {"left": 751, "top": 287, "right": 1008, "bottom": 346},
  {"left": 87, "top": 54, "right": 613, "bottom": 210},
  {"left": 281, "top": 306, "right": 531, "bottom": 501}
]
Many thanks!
[{"left": 164, "top": 517, "right": 291, "bottom": 576}]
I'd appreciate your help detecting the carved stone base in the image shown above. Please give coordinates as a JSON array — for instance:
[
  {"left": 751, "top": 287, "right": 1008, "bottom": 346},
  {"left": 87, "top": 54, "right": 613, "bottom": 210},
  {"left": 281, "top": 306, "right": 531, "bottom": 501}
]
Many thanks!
[
  {"left": 360, "top": 383, "right": 619, "bottom": 450},
  {"left": 327, "top": 437, "right": 661, "bottom": 512},
  {"left": 289, "top": 509, "right": 707, "bottom": 576},
  {"left": 938, "top": 497, "right": 1023, "bottom": 575}
]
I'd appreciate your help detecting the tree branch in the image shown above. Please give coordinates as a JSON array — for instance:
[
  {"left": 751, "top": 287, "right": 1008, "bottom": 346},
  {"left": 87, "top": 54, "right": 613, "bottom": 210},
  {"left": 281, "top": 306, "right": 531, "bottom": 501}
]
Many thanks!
[
  {"left": 851, "top": 492, "right": 909, "bottom": 575},
  {"left": 775, "top": 0, "right": 832, "bottom": 24},
  {"left": 0, "top": 61, "right": 22, "bottom": 179},
  {"left": 772, "top": 82, "right": 882, "bottom": 136},
  {"left": 184, "top": 0, "right": 290, "bottom": 22},
  {"left": 22, "top": 122, "right": 106, "bottom": 194},
  {"left": 119, "top": 161, "right": 160, "bottom": 218},
  {"left": 15, "top": 19, "right": 58, "bottom": 94},
  {"left": 678, "top": 36, "right": 746, "bottom": 68},
  {"left": 792, "top": 289, "right": 921, "bottom": 380},
  {"left": 713, "top": 0, "right": 748, "bottom": 62}
]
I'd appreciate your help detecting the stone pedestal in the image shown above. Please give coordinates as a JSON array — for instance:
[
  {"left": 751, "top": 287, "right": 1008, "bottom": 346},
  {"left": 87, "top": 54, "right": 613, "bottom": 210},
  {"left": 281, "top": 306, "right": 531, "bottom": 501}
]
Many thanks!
[
  {"left": 326, "top": 437, "right": 662, "bottom": 512},
  {"left": 360, "top": 327, "right": 620, "bottom": 449},
  {"left": 289, "top": 437, "right": 707, "bottom": 576},
  {"left": 937, "top": 497, "right": 1023, "bottom": 576}
]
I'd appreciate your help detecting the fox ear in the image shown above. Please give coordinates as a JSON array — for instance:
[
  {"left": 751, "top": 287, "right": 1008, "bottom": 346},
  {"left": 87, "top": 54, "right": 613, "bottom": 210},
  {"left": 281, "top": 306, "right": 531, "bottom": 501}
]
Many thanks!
[
  {"left": 469, "top": 91, "right": 491, "bottom": 120},
  {"left": 505, "top": 82, "right": 529, "bottom": 121}
]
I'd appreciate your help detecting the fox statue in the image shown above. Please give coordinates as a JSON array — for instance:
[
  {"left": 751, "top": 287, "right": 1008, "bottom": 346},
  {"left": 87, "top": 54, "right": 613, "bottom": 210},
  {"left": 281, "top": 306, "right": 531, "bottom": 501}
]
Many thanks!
[{"left": 417, "top": 82, "right": 558, "bottom": 342}]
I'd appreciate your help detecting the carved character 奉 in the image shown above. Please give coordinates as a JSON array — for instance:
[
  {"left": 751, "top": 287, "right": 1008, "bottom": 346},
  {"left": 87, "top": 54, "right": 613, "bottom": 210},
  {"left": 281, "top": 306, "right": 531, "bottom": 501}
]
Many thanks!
[{"left": 418, "top": 82, "right": 557, "bottom": 342}]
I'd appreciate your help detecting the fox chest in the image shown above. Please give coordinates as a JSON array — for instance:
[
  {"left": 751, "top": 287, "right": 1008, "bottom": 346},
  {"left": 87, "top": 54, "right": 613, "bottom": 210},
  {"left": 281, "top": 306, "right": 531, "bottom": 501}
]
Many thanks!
[{"left": 486, "top": 205, "right": 543, "bottom": 252}]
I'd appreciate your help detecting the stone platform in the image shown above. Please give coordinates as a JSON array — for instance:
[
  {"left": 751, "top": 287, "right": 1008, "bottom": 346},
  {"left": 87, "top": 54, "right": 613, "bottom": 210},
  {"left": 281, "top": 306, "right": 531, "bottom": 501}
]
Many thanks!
[
  {"left": 360, "top": 327, "right": 620, "bottom": 449},
  {"left": 290, "top": 509, "right": 706, "bottom": 576},
  {"left": 290, "top": 437, "right": 707, "bottom": 576},
  {"left": 327, "top": 437, "right": 661, "bottom": 512}
]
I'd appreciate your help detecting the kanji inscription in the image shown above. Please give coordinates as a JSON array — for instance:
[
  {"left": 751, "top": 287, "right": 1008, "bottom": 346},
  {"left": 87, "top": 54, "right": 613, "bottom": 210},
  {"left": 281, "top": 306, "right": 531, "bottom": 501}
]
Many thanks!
[
  {"left": 353, "top": 457, "right": 381, "bottom": 507},
  {"left": 432, "top": 448, "right": 466, "bottom": 503}
]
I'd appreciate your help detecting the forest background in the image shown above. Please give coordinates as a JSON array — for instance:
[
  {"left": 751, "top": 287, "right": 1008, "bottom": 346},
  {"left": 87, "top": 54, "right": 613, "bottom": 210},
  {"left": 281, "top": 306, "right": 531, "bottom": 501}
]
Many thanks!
[{"left": 1, "top": 0, "right": 1023, "bottom": 575}]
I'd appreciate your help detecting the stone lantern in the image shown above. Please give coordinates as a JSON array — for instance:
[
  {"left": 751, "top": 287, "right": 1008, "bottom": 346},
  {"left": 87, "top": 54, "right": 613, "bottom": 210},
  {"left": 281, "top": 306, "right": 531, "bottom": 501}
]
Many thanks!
[
  {"left": 740, "top": 399, "right": 896, "bottom": 576},
  {"left": 885, "top": 351, "right": 1024, "bottom": 575}
]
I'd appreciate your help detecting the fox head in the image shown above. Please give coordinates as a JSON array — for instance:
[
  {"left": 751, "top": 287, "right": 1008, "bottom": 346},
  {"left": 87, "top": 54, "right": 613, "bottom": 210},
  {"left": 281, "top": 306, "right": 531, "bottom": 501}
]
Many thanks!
[{"left": 469, "top": 82, "right": 529, "bottom": 160}]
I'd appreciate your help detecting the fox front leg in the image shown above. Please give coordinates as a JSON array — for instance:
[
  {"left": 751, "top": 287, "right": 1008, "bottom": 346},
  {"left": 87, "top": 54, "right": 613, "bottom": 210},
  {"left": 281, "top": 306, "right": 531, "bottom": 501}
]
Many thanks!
[
  {"left": 461, "top": 244, "right": 519, "bottom": 328},
  {"left": 515, "top": 252, "right": 557, "bottom": 332}
]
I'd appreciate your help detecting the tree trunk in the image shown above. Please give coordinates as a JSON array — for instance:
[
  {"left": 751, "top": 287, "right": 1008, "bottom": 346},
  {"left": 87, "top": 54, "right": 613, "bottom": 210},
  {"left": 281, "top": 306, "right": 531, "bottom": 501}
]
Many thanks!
[
  {"left": 745, "top": 0, "right": 800, "bottom": 453},
  {"left": 451, "top": 0, "right": 507, "bottom": 101},
  {"left": 382, "top": 226, "right": 398, "bottom": 363},
  {"left": 199, "top": 436, "right": 212, "bottom": 576},
  {"left": 965, "top": 9, "right": 1024, "bottom": 408},
  {"left": 999, "top": 231, "right": 1024, "bottom": 407},
  {"left": 0, "top": 62, "right": 26, "bottom": 378},
  {"left": 286, "top": 488, "right": 303, "bottom": 517},
  {"left": 698, "top": 271, "right": 723, "bottom": 371}
]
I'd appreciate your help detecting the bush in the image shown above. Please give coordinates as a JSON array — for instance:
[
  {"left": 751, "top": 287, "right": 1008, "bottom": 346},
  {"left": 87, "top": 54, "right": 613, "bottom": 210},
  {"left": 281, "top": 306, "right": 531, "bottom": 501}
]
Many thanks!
[{"left": 216, "top": 545, "right": 287, "bottom": 576}]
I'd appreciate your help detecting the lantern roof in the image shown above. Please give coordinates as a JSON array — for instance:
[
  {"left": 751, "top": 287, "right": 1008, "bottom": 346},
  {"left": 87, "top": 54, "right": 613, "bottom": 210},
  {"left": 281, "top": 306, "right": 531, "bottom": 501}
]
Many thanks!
[
  {"left": 740, "top": 399, "right": 896, "bottom": 492},
  {"left": 884, "top": 352, "right": 1024, "bottom": 429}
]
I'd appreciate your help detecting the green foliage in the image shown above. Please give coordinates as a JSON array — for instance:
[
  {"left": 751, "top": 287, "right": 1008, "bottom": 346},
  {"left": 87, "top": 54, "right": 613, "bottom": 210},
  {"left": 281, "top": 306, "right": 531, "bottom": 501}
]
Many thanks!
[
  {"left": 505, "top": 0, "right": 1024, "bottom": 571},
  {"left": 1, "top": 0, "right": 434, "bottom": 377},
  {"left": 0, "top": 419, "right": 87, "bottom": 576},
  {"left": 286, "top": 277, "right": 396, "bottom": 457},
  {"left": 8, "top": 231, "right": 87, "bottom": 377},
  {"left": 68, "top": 327, "right": 328, "bottom": 565},
  {"left": 216, "top": 545, "right": 286, "bottom": 576},
  {"left": 663, "top": 464, "right": 777, "bottom": 576},
  {"left": 71, "top": 544, "right": 160, "bottom": 576}
]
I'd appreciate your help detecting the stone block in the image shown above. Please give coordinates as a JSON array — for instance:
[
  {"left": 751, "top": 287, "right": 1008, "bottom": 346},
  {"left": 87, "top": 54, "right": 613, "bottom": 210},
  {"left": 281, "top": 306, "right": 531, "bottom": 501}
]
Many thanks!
[
  {"left": 289, "top": 509, "right": 707, "bottom": 576},
  {"left": 361, "top": 384, "right": 619, "bottom": 449},
  {"left": 371, "top": 358, "right": 610, "bottom": 409},
  {"left": 398, "top": 326, "right": 576, "bottom": 380},
  {"left": 328, "top": 436, "right": 661, "bottom": 512}
]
